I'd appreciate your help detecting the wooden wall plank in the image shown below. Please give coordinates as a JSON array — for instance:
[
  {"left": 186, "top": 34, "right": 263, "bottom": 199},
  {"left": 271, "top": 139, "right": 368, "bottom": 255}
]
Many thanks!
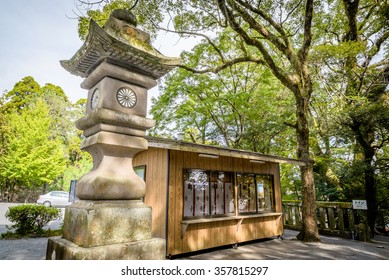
[
  {"left": 174, "top": 150, "right": 184, "bottom": 255},
  {"left": 167, "top": 150, "right": 176, "bottom": 256},
  {"left": 133, "top": 148, "right": 168, "bottom": 239}
]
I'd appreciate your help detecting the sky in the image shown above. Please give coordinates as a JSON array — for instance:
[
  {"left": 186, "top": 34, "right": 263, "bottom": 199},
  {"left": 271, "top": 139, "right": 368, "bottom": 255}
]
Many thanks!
[{"left": 0, "top": 0, "right": 195, "bottom": 114}]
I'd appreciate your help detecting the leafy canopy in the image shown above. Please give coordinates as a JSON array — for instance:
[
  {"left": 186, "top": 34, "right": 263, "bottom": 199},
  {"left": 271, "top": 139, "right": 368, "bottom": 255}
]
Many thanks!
[{"left": 0, "top": 100, "right": 66, "bottom": 189}]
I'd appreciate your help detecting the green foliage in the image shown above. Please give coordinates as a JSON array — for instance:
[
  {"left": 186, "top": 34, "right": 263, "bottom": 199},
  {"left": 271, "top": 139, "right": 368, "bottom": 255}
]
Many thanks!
[
  {"left": 0, "top": 77, "right": 92, "bottom": 202},
  {"left": 5, "top": 204, "right": 60, "bottom": 235},
  {"left": 280, "top": 165, "right": 301, "bottom": 200},
  {"left": 0, "top": 100, "right": 66, "bottom": 190},
  {"left": 55, "top": 157, "right": 92, "bottom": 191},
  {"left": 151, "top": 29, "right": 295, "bottom": 153},
  {"left": 77, "top": 0, "right": 171, "bottom": 41},
  {"left": 78, "top": 0, "right": 131, "bottom": 40},
  {"left": 2, "top": 76, "right": 41, "bottom": 113},
  {"left": 40, "top": 83, "right": 69, "bottom": 103},
  {"left": 313, "top": 41, "right": 367, "bottom": 65}
]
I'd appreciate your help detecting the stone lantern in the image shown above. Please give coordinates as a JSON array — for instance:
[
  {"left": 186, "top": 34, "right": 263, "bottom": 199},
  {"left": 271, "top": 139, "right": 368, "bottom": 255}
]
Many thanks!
[{"left": 46, "top": 9, "right": 180, "bottom": 260}]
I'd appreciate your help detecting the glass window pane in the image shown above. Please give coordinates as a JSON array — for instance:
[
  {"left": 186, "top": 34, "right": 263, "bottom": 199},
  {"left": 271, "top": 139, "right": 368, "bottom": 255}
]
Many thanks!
[
  {"left": 237, "top": 174, "right": 256, "bottom": 213},
  {"left": 183, "top": 170, "right": 210, "bottom": 217},
  {"left": 184, "top": 170, "right": 234, "bottom": 218},
  {"left": 210, "top": 172, "right": 235, "bottom": 215},
  {"left": 256, "top": 175, "right": 275, "bottom": 212},
  {"left": 134, "top": 166, "right": 146, "bottom": 180},
  {"left": 183, "top": 174, "right": 194, "bottom": 217},
  {"left": 224, "top": 172, "right": 235, "bottom": 214}
]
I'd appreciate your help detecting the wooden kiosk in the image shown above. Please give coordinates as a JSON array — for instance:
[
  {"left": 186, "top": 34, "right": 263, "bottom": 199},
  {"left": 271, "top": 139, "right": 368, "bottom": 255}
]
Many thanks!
[{"left": 133, "top": 137, "right": 304, "bottom": 257}]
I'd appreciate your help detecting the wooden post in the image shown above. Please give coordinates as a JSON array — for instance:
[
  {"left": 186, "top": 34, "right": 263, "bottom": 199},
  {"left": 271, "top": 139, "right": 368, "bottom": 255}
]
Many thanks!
[
  {"left": 283, "top": 204, "right": 288, "bottom": 225},
  {"left": 319, "top": 207, "right": 326, "bottom": 229},
  {"left": 294, "top": 204, "right": 301, "bottom": 226},
  {"left": 328, "top": 208, "right": 336, "bottom": 230},
  {"left": 348, "top": 209, "right": 355, "bottom": 231},
  {"left": 337, "top": 208, "right": 344, "bottom": 232},
  {"left": 288, "top": 204, "right": 294, "bottom": 226}
]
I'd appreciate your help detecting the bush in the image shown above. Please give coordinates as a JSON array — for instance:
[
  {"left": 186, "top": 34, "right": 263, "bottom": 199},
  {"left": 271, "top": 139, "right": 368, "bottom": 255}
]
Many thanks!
[{"left": 5, "top": 204, "right": 60, "bottom": 235}]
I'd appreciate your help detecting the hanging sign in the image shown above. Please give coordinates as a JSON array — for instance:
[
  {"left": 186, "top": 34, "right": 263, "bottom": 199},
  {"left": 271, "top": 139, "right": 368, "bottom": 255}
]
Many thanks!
[{"left": 352, "top": 200, "right": 368, "bottom": 210}]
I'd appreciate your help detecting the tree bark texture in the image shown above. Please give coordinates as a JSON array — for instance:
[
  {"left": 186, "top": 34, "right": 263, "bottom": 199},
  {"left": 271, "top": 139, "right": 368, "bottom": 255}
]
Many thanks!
[
  {"left": 295, "top": 94, "right": 320, "bottom": 242},
  {"left": 364, "top": 155, "right": 377, "bottom": 238}
]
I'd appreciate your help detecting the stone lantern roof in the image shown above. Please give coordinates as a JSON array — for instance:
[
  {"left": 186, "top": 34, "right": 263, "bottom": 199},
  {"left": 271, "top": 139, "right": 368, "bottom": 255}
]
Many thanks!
[{"left": 60, "top": 9, "right": 181, "bottom": 80}]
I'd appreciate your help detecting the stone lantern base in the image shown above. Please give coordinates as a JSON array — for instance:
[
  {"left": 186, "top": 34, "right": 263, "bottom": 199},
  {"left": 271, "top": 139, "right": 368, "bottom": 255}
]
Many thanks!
[
  {"left": 46, "top": 237, "right": 166, "bottom": 260},
  {"left": 46, "top": 200, "right": 166, "bottom": 260}
]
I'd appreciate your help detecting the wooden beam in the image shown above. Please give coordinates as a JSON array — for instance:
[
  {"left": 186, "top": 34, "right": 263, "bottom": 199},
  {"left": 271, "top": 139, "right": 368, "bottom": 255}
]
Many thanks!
[{"left": 147, "top": 137, "right": 305, "bottom": 166}]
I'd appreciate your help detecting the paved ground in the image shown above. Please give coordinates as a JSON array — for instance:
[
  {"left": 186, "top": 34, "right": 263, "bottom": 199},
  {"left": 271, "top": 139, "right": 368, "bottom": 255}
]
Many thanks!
[
  {"left": 1, "top": 228, "right": 388, "bottom": 260},
  {"left": 180, "top": 230, "right": 389, "bottom": 260},
  {"left": 0, "top": 202, "right": 388, "bottom": 260},
  {"left": 0, "top": 202, "right": 65, "bottom": 260}
]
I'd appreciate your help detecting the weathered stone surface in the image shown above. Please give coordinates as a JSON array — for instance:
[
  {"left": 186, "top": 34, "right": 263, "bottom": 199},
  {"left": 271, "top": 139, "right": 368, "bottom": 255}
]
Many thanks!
[
  {"left": 85, "top": 76, "right": 148, "bottom": 116},
  {"left": 76, "top": 108, "right": 155, "bottom": 137},
  {"left": 76, "top": 132, "right": 148, "bottom": 200},
  {"left": 83, "top": 123, "right": 146, "bottom": 138},
  {"left": 60, "top": 15, "right": 180, "bottom": 79},
  {"left": 63, "top": 200, "right": 152, "bottom": 248},
  {"left": 47, "top": 236, "right": 166, "bottom": 260},
  {"left": 81, "top": 61, "right": 157, "bottom": 90}
]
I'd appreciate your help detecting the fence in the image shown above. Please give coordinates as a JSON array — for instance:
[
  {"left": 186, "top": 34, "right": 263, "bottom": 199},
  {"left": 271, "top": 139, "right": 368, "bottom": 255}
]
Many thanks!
[{"left": 282, "top": 201, "right": 370, "bottom": 241}]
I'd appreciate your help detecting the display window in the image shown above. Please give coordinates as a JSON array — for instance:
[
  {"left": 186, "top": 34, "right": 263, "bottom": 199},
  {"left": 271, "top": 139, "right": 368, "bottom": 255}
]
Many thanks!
[
  {"left": 183, "top": 170, "right": 234, "bottom": 218},
  {"left": 237, "top": 173, "right": 275, "bottom": 213}
]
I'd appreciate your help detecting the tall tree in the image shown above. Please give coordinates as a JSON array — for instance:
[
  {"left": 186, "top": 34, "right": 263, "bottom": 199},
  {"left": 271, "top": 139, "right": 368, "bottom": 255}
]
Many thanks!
[
  {"left": 0, "top": 100, "right": 66, "bottom": 200},
  {"left": 2, "top": 76, "right": 41, "bottom": 113},
  {"left": 312, "top": 0, "right": 389, "bottom": 236},
  {"left": 166, "top": 0, "right": 319, "bottom": 241}
]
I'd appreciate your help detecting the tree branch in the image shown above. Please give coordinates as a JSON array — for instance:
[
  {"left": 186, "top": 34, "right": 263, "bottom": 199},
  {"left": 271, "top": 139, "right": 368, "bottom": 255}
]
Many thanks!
[
  {"left": 217, "top": 0, "right": 298, "bottom": 93},
  {"left": 234, "top": 0, "right": 290, "bottom": 41},
  {"left": 228, "top": 0, "right": 289, "bottom": 56},
  {"left": 298, "top": 0, "right": 314, "bottom": 62},
  {"left": 151, "top": 20, "right": 227, "bottom": 63},
  {"left": 177, "top": 57, "right": 266, "bottom": 74},
  {"left": 374, "top": 30, "right": 389, "bottom": 54},
  {"left": 358, "top": 3, "right": 377, "bottom": 32},
  {"left": 284, "top": 121, "right": 298, "bottom": 129}
]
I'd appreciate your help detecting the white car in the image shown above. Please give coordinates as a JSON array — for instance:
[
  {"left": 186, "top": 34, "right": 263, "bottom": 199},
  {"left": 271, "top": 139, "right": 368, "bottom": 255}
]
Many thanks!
[{"left": 37, "top": 191, "right": 71, "bottom": 207}]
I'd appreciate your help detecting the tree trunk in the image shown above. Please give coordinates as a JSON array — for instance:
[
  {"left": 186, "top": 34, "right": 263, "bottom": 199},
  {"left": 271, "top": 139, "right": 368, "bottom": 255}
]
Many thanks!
[
  {"left": 298, "top": 163, "right": 320, "bottom": 241},
  {"left": 364, "top": 149, "right": 377, "bottom": 238},
  {"left": 295, "top": 94, "right": 320, "bottom": 242},
  {"left": 350, "top": 120, "right": 378, "bottom": 238},
  {"left": 25, "top": 190, "right": 31, "bottom": 203}
]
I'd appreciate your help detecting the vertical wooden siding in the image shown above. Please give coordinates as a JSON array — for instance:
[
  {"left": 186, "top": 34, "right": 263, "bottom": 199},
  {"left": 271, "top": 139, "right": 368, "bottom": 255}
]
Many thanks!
[
  {"left": 132, "top": 147, "right": 168, "bottom": 239},
  {"left": 167, "top": 150, "right": 283, "bottom": 256}
]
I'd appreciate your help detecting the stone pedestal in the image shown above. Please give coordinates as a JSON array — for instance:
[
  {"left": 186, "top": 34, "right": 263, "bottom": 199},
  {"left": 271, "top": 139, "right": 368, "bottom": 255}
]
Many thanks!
[
  {"left": 46, "top": 9, "right": 179, "bottom": 260},
  {"left": 63, "top": 200, "right": 152, "bottom": 247},
  {"left": 47, "top": 201, "right": 165, "bottom": 260},
  {"left": 47, "top": 236, "right": 165, "bottom": 260}
]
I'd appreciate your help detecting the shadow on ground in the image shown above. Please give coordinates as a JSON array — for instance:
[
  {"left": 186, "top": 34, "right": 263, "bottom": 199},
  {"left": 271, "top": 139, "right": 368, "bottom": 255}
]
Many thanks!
[
  {"left": 179, "top": 230, "right": 389, "bottom": 260},
  {"left": 0, "top": 229, "right": 388, "bottom": 260}
]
